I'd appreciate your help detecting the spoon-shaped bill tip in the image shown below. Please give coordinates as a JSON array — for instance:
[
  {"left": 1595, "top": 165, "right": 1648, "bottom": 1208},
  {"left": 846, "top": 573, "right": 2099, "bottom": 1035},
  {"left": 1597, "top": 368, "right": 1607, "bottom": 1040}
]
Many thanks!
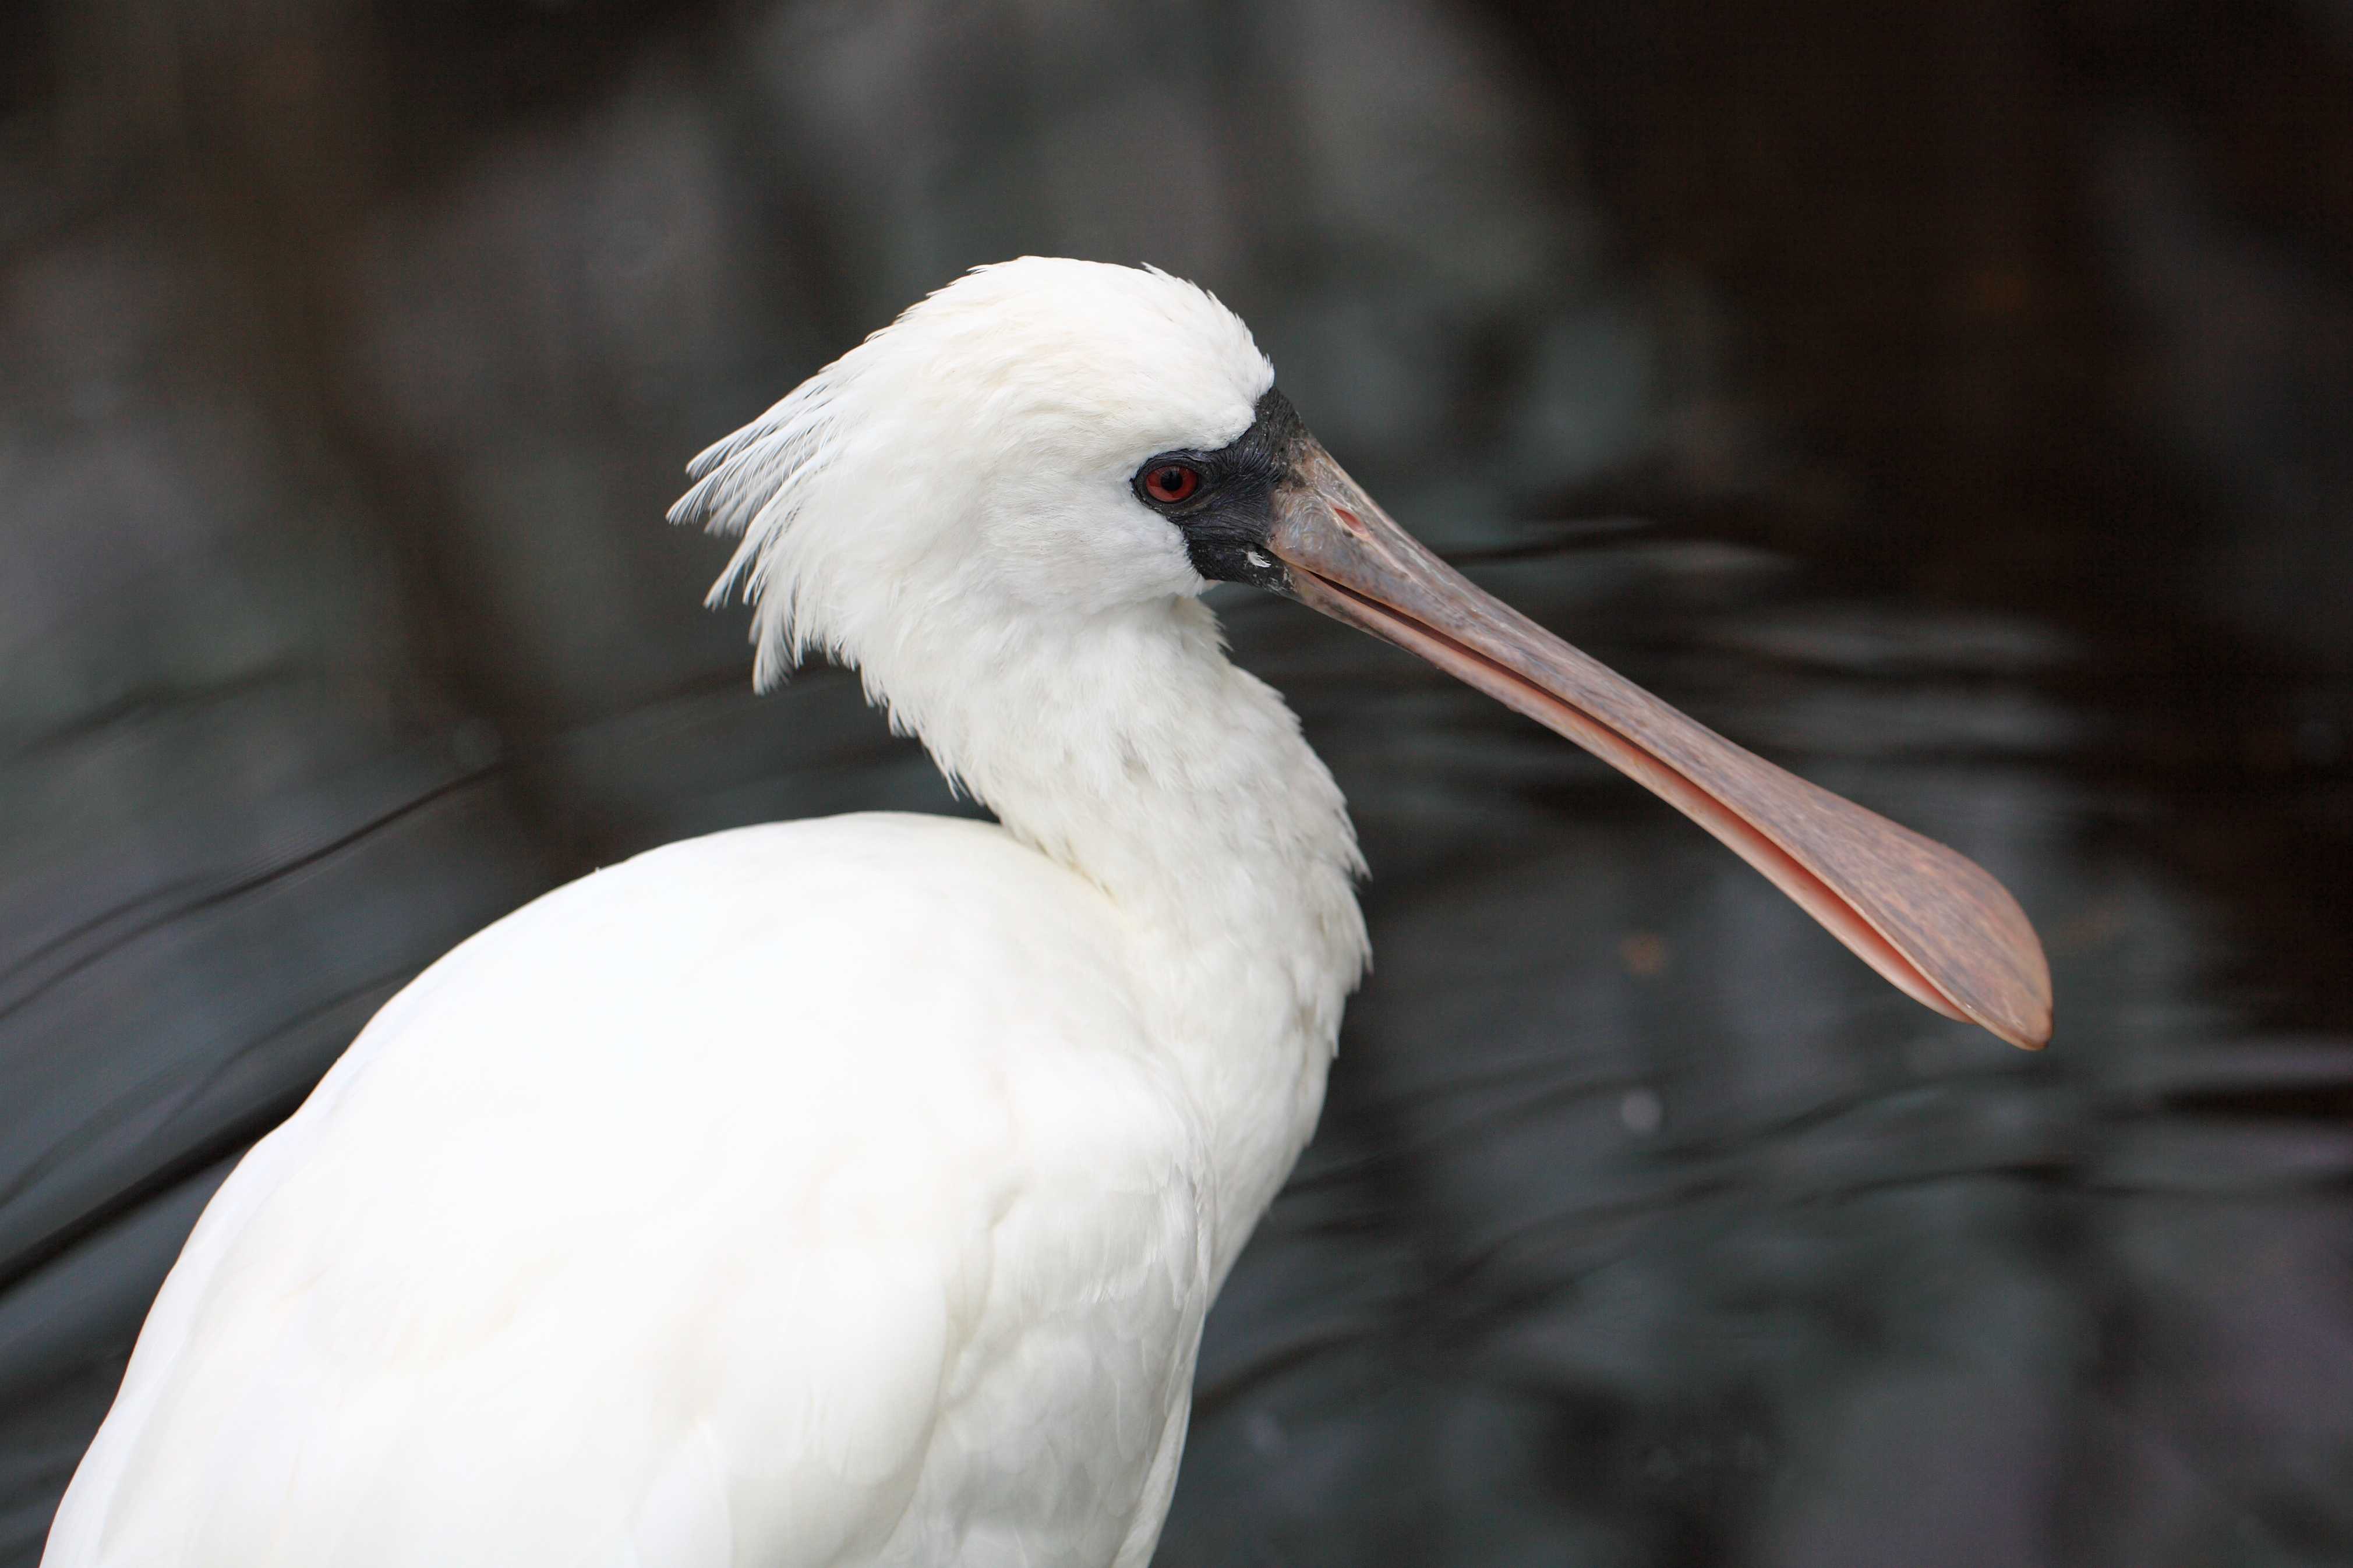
[{"left": 1268, "top": 445, "right": 2054, "bottom": 1050}]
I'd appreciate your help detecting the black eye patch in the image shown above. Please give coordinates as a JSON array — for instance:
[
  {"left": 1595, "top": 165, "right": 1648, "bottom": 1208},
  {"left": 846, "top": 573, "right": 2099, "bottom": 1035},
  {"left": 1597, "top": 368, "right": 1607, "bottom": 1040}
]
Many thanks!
[{"left": 1131, "top": 388, "right": 1306, "bottom": 593}]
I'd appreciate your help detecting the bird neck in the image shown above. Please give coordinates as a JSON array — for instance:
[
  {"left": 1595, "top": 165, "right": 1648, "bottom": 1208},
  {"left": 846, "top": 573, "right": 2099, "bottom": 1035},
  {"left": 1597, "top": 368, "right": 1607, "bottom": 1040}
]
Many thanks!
[{"left": 862, "top": 593, "right": 1369, "bottom": 1267}]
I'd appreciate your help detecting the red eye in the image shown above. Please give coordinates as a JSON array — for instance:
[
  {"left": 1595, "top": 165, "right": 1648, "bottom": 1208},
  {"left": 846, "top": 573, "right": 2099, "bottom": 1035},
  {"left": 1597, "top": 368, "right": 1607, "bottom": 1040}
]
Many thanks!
[{"left": 1142, "top": 463, "right": 1201, "bottom": 505}]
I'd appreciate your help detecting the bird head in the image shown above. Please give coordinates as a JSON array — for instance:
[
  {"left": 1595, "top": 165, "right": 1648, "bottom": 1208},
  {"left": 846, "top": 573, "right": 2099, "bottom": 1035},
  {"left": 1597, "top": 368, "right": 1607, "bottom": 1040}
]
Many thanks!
[
  {"left": 673, "top": 257, "right": 2052, "bottom": 1050},
  {"left": 672, "top": 258, "right": 1276, "bottom": 677}
]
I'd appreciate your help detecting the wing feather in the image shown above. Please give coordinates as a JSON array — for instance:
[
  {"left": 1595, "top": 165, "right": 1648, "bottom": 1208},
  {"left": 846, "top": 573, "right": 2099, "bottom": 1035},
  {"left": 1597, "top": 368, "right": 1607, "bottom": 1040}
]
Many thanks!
[{"left": 45, "top": 816, "right": 1207, "bottom": 1568}]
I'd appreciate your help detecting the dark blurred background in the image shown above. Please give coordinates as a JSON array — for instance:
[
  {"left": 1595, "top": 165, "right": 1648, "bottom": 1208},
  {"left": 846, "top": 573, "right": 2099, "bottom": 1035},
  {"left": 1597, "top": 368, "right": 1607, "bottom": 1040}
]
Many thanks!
[{"left": 4, "top": 1, "right": 2351, "bottom": 1563}]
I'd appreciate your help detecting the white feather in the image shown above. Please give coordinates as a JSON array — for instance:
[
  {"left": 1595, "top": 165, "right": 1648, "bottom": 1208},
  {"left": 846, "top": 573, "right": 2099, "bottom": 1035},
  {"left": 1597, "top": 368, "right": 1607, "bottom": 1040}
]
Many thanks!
[{"left": 45, "top": 260, "right": 1366, "bottom": 1568}]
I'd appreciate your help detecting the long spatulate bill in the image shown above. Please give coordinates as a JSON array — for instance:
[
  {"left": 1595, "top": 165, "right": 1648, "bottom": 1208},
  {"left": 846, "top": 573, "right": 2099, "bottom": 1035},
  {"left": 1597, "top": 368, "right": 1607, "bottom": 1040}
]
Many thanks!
[{"left": 1267, "top": 442, "right": 2052, "bottom": 1050}]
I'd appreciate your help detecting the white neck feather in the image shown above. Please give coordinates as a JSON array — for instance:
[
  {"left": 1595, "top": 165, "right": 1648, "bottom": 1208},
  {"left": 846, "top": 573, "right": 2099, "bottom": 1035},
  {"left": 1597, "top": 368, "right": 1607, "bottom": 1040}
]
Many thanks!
[
  {"left": 858, "top": 592, "right": 1369, "bottom": 1268},
  {"left": 670, "top": 261, "right": 1370, "bottom": 1267}
]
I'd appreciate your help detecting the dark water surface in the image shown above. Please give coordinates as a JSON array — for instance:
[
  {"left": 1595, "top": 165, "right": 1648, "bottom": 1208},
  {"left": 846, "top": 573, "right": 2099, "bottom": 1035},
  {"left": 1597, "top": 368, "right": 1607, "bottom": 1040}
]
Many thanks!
[{"left": 5, "top": 2, "right": 2351, "bottom": 1563}]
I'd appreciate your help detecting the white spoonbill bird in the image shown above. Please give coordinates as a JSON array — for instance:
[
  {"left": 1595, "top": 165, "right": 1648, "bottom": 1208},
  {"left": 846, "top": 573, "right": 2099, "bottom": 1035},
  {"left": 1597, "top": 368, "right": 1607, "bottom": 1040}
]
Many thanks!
[{"left": 44, "top": 258, "right": 2050, "bottom": 1568}]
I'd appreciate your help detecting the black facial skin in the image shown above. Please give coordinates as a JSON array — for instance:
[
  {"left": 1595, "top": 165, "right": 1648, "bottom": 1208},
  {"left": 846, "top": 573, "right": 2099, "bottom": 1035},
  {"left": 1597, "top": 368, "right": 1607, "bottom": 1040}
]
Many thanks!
[{"left": 1131, "top": 387, "right": 1309, "bottom": 596}]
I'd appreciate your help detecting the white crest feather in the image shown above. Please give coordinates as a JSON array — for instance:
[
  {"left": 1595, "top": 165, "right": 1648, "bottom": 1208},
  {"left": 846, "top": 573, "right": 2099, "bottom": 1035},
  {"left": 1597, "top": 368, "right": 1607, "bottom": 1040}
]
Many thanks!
[
  {"left": 667, "top": 258, "right": 1271, "bottom": 692},
  {"left": 666, "top": 371, "right": 846, "bottom": 689}
]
